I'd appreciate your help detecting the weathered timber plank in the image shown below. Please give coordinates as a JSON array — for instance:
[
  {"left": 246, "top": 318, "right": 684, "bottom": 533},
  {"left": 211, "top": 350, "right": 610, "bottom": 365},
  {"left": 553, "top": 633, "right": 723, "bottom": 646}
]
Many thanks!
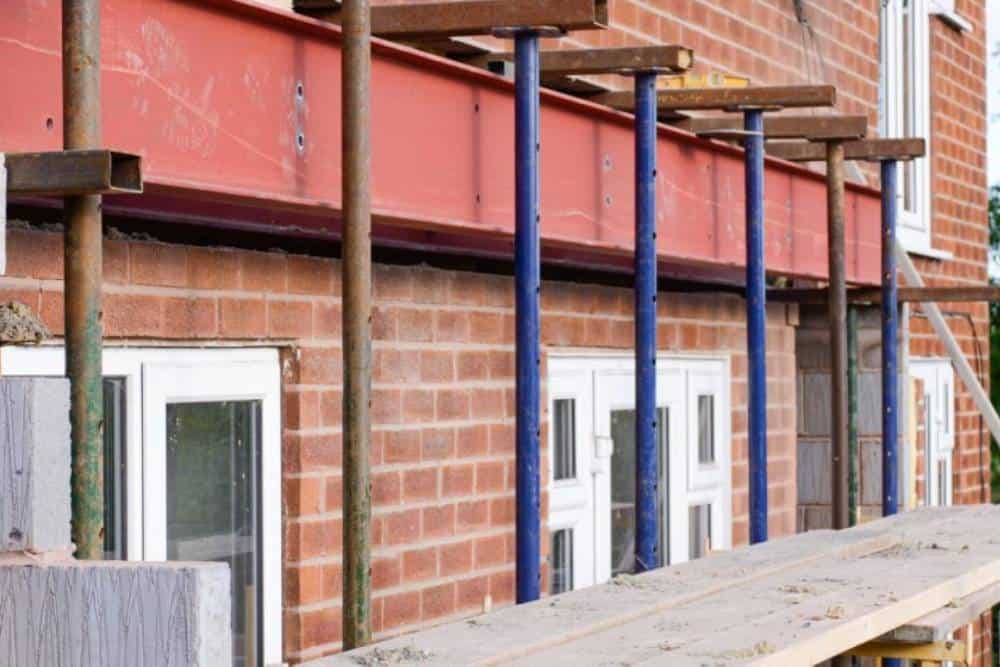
[
  {"left": 767, "top": 137, "right": 926, "bottom": 162},
  {"left": 473, "top": 45, "right": 693, "bottom": 74},
  {"left": 594, "top": 85, "right": 836, "bottom": 112},
  {"left": 311, "top": 507, "right": 1000, "bottom": 667},
  {"left": 769, "top": 286, "right": 1000, "bottom": 305},
  {"left": 878, "top": 581, "right": 1000, "bottom": 644},
  {"left": 848, "top": 640, "right": 966, "bottom": 662},
  {"left": 678, "top": 114, "right": 867, "bottom": 140},
  {"left": 296, "top": 0, "right": 609, "bottom": 39}
]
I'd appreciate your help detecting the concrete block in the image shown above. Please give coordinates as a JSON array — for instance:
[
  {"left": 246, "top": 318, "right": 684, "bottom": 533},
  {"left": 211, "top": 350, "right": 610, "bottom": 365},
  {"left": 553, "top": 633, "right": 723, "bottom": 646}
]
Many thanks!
[
  {"left": 0, "top": 559, "right": 231, "bottom": 666},
  {"left": 0, "top": 377, "right": 71, "bottom": 553}
]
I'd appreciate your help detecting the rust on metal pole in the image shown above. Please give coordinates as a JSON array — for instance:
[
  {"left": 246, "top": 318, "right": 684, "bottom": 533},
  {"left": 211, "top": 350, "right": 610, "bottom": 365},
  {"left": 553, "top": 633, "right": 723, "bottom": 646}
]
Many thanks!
[
  {"left": 341, "top": 0, "right": 373, "bottom": 650},
  {"left": 63, "top": 0, "right": 104, "bottom": 561},
  {"left": 827, "top": 140, "right": 849, "bottom": 531}
]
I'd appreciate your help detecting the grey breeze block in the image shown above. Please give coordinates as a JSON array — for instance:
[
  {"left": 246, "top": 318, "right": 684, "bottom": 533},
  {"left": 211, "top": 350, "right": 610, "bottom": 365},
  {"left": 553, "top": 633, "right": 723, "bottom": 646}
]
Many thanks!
[
  {"left": 0, "top": 377, "right": 71, "bottom": 553},
  {"left": 0, "top": 560, "right": 232, "bottom": 667}
]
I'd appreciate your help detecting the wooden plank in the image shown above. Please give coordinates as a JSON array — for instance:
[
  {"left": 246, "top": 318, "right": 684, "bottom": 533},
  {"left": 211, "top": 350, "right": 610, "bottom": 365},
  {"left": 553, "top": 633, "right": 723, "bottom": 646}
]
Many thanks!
[
  {"left": 594, "top": 84, "right": 836, "bottom": 112},
  {"left": 311, "top": 507, "right": 1000, "bottom": 667},
  {"left": 296, "top": 0, "right": 609, "bottom": 39},
  {"left": 879, "top": 581, "right": 1000, "bottom": 644},
  {"left": 472, "top": 45, "right": 693, "bottom": 74},
  {"left": 5, "top": 150, "right": 143, "bottom": 196},
  {"left": 767, "top": 137, "right": 926, "bottom": 162},
  {"left": 768, "top": 286, "right": 1000, "bottom": 305},
  {"left": 678, "top": 114, "right": 867, "bottom": 140},
  {"left": 849, "top": 640, "right": 966, "bottom": 662}
]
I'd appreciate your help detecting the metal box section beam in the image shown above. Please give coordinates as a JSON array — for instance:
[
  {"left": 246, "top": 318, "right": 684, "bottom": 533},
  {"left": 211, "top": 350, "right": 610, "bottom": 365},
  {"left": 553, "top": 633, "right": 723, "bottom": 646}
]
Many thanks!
[
  {"left": 595, "top": 84, "right": 836, "bottom": 112},
  {"left": 296, "top": 0, "right": 609, "bottom": 38},
  {"left": 679, "top": 114, "right": 867, "bottom": 141},
  {"left": 767, "top": 138, "right": 926, "bottom": 162},
  {"left": 5, "top": 150, "right": 142, "bottom": 196}
]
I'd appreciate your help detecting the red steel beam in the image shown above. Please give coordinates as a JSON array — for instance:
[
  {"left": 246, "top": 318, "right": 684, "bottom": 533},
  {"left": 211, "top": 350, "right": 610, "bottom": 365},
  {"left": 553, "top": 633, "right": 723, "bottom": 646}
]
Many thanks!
[{"left": 0, "top": 0, "right": 881, "bottom": 285}]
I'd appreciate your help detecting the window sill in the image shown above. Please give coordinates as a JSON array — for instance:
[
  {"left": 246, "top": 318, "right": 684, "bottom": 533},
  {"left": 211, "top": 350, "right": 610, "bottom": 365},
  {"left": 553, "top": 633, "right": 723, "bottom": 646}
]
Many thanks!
[
  {"left": 929, "top": 3, "right": 973, "bottom": 33},
  {"left": 904, "top": 243, "right": 954, "bottom": 262}
]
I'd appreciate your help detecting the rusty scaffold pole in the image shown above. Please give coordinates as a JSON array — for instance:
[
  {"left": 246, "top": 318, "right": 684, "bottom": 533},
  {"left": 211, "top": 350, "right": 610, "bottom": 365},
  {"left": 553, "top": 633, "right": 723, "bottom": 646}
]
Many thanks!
[
  {"left": 341, "top": 0, "right": 373, "bottom": 649},
  {"left": 63, "top": 0, "right": 105, "bottom": 561}
]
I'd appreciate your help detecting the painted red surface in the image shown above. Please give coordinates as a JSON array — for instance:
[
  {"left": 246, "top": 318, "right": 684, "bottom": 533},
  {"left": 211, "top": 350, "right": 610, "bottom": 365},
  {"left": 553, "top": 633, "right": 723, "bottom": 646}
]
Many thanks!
[{"left": 0, "top": 0, "right": 880, "bottom": 284}]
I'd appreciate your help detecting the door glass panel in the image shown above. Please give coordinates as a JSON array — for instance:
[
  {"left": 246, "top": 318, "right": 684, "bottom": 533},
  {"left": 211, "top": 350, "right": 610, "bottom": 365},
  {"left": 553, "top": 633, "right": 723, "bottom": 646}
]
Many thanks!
[
  {"left": 610, "top": 410, "right": 636, "bottom": 576},
  {"left": 102, "top": 378, "right": 126, "bottom": 561},
  {"left": 553, "top": 399, "right": 577, "bottom": 481},
  {"left": 936, "top": 459, "right": 948, "bottom": 507},
  {"left": 689, "top": 504, "right": 712, "bottom": 560},
  {"left": 550, "top": 528, "right": 573, "bottom": 594},
  {"left": 656, "top": 407, "right": 670, "bottom": 565},
  {"left": 166, "top": 401, "right": 262, "bottom": 667},
  {"left": 611, "top": 408, "right": 670, "bottom": 574},
  {"left": 697, "top": 395, "right": 715, "bottom": 464}
]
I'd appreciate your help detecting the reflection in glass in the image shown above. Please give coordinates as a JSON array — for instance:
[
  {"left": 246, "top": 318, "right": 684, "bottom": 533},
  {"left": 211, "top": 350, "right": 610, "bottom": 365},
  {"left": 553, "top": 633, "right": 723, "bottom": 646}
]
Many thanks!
[
  {"left": 553, "top": 399, "right": 576, "bottom": 480},
  {"left": 102, "top": 378, "right": 126, "bottom": 561},
  {"left": 167, "top": 401, "right": 262, "bottom": 667},
  {"left": 697, "top": 395, "right": 715, "bottom": 464},
  {"left": 550, "top": 528, "right": 574, "bottom": 594}
]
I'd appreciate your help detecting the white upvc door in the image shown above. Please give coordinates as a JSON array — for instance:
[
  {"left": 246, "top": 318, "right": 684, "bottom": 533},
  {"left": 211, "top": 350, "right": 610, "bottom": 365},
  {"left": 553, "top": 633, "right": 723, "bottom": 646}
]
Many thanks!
[
  {"left": 910, "top": 358, "right": 955, "bottom": 507},
  {"left": 547, "top": 354, "right": 730, "bottom": 594},
  {"left": 1, "top": 346, "right": 283, "bottom": 667}
]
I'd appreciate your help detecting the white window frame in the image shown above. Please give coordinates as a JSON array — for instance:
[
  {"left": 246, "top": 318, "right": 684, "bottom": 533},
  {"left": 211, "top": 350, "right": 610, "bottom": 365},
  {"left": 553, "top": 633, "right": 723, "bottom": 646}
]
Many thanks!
[
  {"left": 1, "top": 346, "right": 283, "bottom": 667},
  {"left": 880, "top": 0, "right": 939, "bottom": 256}
]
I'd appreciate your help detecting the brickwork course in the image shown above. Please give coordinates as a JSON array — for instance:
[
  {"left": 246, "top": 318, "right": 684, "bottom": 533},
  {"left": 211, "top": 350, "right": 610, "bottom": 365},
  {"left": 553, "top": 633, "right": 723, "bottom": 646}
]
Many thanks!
[{"left": 0, "top": 0, "right": 990, "bottom": 664}]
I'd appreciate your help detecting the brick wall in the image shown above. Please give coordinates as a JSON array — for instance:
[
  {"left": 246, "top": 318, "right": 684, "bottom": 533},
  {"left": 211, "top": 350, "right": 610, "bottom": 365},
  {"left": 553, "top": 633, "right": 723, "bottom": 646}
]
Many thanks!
[{"left": 0, "top": 225, "right": 796, "bottom": 661}]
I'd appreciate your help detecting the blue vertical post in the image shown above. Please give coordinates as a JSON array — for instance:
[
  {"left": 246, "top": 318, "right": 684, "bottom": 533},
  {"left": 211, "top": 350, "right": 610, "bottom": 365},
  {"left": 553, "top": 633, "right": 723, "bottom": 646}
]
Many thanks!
[
  {"left": 634, "top": 72, "right": 659, "bottom": 573},
  {"left": 514, "top": 30, "right": 541, "bottom": 604},
  {"left": 744, "top": 109, "right": 768, "bottom": 545},
  {"left": 881, "top": 160, "right": 899, "bottom": 518}
]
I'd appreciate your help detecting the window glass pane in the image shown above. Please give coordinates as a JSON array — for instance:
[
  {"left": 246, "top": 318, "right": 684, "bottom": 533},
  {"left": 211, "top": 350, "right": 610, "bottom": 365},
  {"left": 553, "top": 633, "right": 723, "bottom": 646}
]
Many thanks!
[
  {"left": 688, "top": 504, "right": 712, "bottom": 561},
  {"left": 942, "top": 384, "right": 950, "bottom": 434},
  {"left": 102, "top": 377, "right": 126, "bottom": 561},
  {"left": 167, "top": 401, "right": 262, "bottom": 667},
  {"left": 697, "top": 395, "right": 715, "bottom": 464},
  {"left": 610, "top": 409, "right": 636, "bottom": 576},
  {"left": 550, "top": 528, "right": 574, "bottom": 594},
  {"left": 936, "top": 459, "right": 948, "bottom": 507},
  {"left": 553, "top": 399, "right": 576, "bottom": 480},
  {"left": 656, "top": 407, "right": 669, "bottom": 564}
]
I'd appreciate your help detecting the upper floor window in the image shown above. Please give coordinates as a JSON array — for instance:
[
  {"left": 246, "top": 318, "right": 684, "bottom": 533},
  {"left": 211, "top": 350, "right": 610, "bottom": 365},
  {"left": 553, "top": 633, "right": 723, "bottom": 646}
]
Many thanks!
[{"left": 880, "top": 0, "right": 933, "bottom": 253}]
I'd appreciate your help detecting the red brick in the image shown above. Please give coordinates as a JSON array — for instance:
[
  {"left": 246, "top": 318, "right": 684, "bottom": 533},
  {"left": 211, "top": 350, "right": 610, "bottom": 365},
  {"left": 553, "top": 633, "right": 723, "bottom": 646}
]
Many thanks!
[
  {"left": 373, "top": 556, "right": 401, "bottom": 589},
  {"left": 241, "top": 251, "right": 287, "bottom": 292},
  {"left": 373, "top": 471, "right": 401, "bottom": 506},
  {"left": 489, "top": 497, "right": 515, "bottom": 527},
  {"left": 186, "top": 247, "right": 241, "bottom": 289},
  {"left": 385, "top": 509, "right": 421, "bottom": 546},
  {"left": 383, "top": 429, "right": 421, "bottom": 465},
  {"left": 104, "top": 239, "right": 129, "bottom": 284},
  {"left": 402, "top": 389, "right": 435, "bottom": 423},
  {"left": 104, "top": 292, "right": 162, "bottom": 338},
  {"left": 374, "top": 264, "right": 413, "bottom": 300},
  {"left": 440, "top": 540, "right": 473, "bottom": 576},
  {"left": 397, "top": 307, "right": 434, "bottom": 342},
  {"left": 419, "top": 350, "right": 454, "bottom": 382},
  {"left": 284, "top": 389, "right": 321, "bottom": 430},
  {"left": 421, "top": 428, "right": 454, "bottom": 461},
  {"left": 287, "top": 518, "right": 341, "bottom": 561},
  {"left": 422, "top": 504, "right": 456, "bottom": 539},
  {"left": 285, "top": 476, "right": 323, "bottom": 517},
  {"left": 220, "top": 297, "right": 266, "bottom": 338},
  {"left": 442, "top": 464, "right": 474, "bottom": 497},
  {"left": 470, "top": 388, "right": 505, "bottom": 420},
  {"left": 488, "top": 350, "right": 514, "bottom": 379},
  {"left": 434, "top": 310, "right": 468, "bottom": 342},
  {"left": 288, "top": 254, "right": 335, "bottom": 296},
  {"left": 285, "top": 433, "right": 341, "bottom": 473},
  {"left": 130, "top": 242, "right": 188, "bottom": 287},
  {"left": 456, "top": 575, "right": 490, "bottom": 611},
  {"left": 297, "top": 346, "right": 341, "bottom": 385},
  {"left": 286, "top": 564, "right": 325, "bottom": 606},
  {"left": 457, "top": 500, "right": 489, "bottom": 531},
  {"left": 456, "top": 424, "right": 489, "bottom": 458},
  {"left": 7, "top": 230, "right": 62, "bottom": 279},
  {"left": 381, "top": 591, "right": 420, "bottom": 631},
  {"left": 163, "top": 297, "right": 217, "bottom": 339},
  {"left": 324, "top": 475, "right": 342, "bottom": 512},
  {"left": 436, "top": 388, "right": 469, "bottom": 421},
  {"left": 403, "top": 467, "right": 438, "bottom": 502},
  {"left": 474, "top": 534, "right": 506, "bottom": 568},
  {"left": 475, "top": 461, "right": 506, "bottom": 494},
  {"left": 402, "top": 547, "right": 437, "bottom": 581},
  {"left": 489, "top": 569, "right": 515, "bottom": 604},
  {"left": 298, "top": 605, "right": 341, "bottom": 650},
  {"left": 456, "top": 350, "right": 489, "bottom": 380},
  {"left": 468, "top": 311, "right": 504, "bottom": 344},
  {"left": 269, "top": 299, "right": 313, "bottom": 338},
  {"left": 421, "top": 582, "right": 456, "bottom": 620},
  {"left": 319, "top": 389, "right": 342, "bottom": 429},
  {"left": 312, "top": 301, "right": 341, "bottom": 339}
]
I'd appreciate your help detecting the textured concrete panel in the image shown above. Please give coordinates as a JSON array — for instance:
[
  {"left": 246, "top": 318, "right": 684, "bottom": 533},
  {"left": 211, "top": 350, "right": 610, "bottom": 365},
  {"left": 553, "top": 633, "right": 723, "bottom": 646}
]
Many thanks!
[
  {"left": 0, "top": 377, "right": 71, "bottom": 553},
  {"left": 0, "top": 560, "right": 231, "bottom": 666}
]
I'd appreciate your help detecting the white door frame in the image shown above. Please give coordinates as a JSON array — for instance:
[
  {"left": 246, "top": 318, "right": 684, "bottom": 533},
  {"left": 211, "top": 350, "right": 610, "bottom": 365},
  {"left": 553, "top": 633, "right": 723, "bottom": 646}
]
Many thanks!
[
  {"left": 547, "top": 351, "right": 731, "bottom": 590},
  {"left": 1, "top": 346, "right": 284, "bottom": 666}
]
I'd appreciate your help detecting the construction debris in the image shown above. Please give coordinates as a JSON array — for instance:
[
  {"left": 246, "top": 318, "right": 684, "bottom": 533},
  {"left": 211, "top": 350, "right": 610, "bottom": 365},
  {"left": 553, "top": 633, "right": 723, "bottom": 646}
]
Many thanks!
[{"left": 0, "top": 302, "right": 50, "bottom": 344}]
